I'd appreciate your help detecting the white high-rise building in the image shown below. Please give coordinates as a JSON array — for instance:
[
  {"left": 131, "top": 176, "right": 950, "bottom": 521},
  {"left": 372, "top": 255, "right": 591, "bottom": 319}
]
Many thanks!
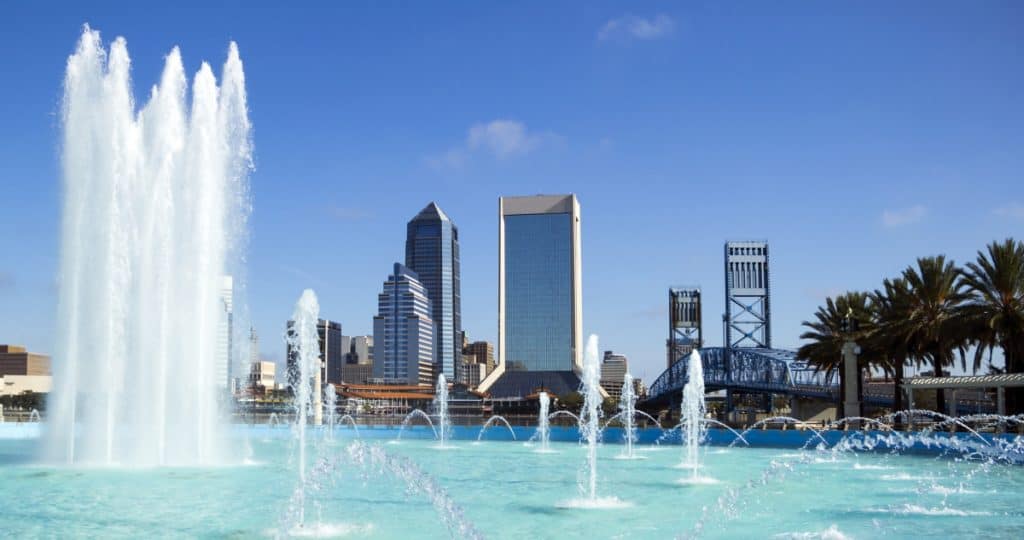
[{"left": 217, "top": 276, "right": 233, "bottom": 390}]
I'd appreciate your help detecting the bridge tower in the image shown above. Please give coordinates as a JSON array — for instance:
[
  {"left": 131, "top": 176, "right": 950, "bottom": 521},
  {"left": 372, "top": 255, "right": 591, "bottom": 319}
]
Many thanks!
[
  {"left": 667, "top": 287, "right": 702, "bottom": 369},
  {"left": 724, "top": 241, "right": 772, "bottom": 413},
  {"left": 724, "top": 241, "right": 771, "bottom": 349}
]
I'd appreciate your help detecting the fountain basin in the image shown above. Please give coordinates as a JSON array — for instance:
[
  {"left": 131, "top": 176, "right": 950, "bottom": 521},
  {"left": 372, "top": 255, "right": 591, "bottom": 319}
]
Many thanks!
[{"left": 1, "top": 430, "right": 1022, "bottom": 538}]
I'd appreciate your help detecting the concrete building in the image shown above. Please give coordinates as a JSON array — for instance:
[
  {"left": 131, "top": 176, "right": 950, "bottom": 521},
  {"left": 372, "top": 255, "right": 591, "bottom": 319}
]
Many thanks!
[
  {"left": 248, "top": 361, "right": 275, "bottom": 390},
  {"left": 406, "top": 202, "right": 461, "bottom": 383},
  {"left": 372, "top": 263, "right": 435, "bottom": 386},
  {"left": 0, "top": 345, "right": 51, "bottom": 376},
  {"left": 600, "top": 351, "right": 629, "bottom": 400},
  {"left": 0, "top": 345, "right": 52, "bottom": 398},
  {"left": 341, "top": 363, "right": 373, "bottom": 385},
  {"left": 464, "top": 340, "right": 495, "bottom": 372},
  {"left": 481, "top": 194, "right": 583, "bottom": 397},
  {"left": 348, "top": 335, "right": 374, "bottom": 365},
  {"left": 461, "top": 362, "right": 488, "bottom": 387}
]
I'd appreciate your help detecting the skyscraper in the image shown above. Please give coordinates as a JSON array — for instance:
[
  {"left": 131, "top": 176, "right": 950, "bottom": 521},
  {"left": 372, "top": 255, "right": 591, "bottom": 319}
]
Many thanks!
[
  {"left": 480, "top": 194, "right": 583, "bottom": 396},
  {"left": 285, "top": 318, "right": 342, "bottom": 386},
  {"left": 405, "top": 202, "right": 461, "bottom": 382},
  {"left": 372, "top": 263, "right": 435, "bottom": 386}
]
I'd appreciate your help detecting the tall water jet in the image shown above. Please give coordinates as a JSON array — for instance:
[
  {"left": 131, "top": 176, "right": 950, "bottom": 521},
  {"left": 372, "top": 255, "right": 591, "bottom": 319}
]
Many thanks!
[
  {"left": 537, "top": 391, "right": 551, "bottom": 452},
  {"left": 680, "top": 350, "right": 708, "bottom": 480},
  {"left": 46, "top": 26, "right": 252, "bottom": 466},
  {"left": 619, "top": 372, "right": 637, "bottom": 459},
  {"left": 324, "top": 384, "right": 337, "bottom": 439},
  {"left": 434, "top": 374, "right": 450, "bottom": 448},
  {"left": 287, "top": 289, "right": 320, "bottom": 525},
  {"left": 558, "top": 335, "right": 629, "bottom": 509}
]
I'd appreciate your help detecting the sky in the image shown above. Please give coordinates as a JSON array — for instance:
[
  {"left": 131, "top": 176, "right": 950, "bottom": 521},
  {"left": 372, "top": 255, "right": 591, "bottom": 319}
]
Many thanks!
[{"left": 1, "top": 1, "right": 1021, "bottom": 384}]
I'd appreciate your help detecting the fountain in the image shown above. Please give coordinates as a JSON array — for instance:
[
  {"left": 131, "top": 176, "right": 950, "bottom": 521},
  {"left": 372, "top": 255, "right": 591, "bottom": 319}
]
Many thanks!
[
  {"left": 336, "top": 414, "right": 360, "bottom": 437},
  {"left": 557, "top": 335, "right": 629, "bottom": 509},
  {"left": 434, "top": 374, "right": 450, "bottom": 448},
  {"left": 396, "top": 409, "right": 439, "bottom": 441},
  {"left": 324, "top": 384, "right": 337, "bottom": 439},
  {"left": 679, "top": 350, "right": 713, "bottom": 483},
  {"left": 617, "top": 372, "right": 638, "bottom": 459},
  {"left": 536, "top": 391, "right": 551, "bottom": 452},
  {"left": 45, "top": 26, "right": 252, "bottom": 466},
  {"left": 286, "top": 289, "right": 321, "bottom": 526},
  {"left": 477, "top": 416, "right": 517, "bottom": 441}
]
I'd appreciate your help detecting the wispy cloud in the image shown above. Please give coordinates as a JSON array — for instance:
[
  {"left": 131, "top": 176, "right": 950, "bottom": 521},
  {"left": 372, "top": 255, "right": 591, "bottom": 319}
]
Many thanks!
[
  {"left": 598, "top": 14, "right": 675, "bottom": 42},
  {"left": 882, "top": 205, "right": 927, "bottom": 227},
  {"left": 429, "top": 119, "right": 559, "bottom": 169},
  {"left": 328, "top": 204, "right": 373, "bottom": 221},
  {"left": 993, "top": 202, "right": 1024, "bottom": 220}
]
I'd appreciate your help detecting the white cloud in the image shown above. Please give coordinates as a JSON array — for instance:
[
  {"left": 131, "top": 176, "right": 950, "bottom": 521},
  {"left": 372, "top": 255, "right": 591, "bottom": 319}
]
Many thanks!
[
  {"left": 993, "top": 202, "right": 1024, "bottom": 220},
  {"left": 881, "top": 205, "right": 927, "bottom": 227},
  {"left": 429, "top": 119, "right": 557, "bottom": 169},
  {"left": 598, "top": 14, "right": 675, "bottom": 42}
]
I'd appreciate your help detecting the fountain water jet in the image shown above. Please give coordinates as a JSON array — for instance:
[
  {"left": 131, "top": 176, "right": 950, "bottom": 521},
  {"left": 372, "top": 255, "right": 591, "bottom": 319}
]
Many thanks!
[
  {"left": 477, "top": 416, "right": 517, "bottom": 441},
  {"left": 434, "top": 374, "right": 450, "bottom": 448},
  {"left": 286, "top": 289, "right": 321, "bottom": 526},
  {"left": 617, "top": 372, "right": 639, "bottom": 459},
  {"left": 679, "top": 350, "right": 713, "bottom": 483},
  {"left": 396, "top": 409, "right": 439, "bottom": 441},
  {"left": 324, "top": 384, "right": 337, "bottom": 440},
  {"left": 556, "top": 335, "right": 630, "bottom": 509},
  {"left": 535, "top": 392, "right": 552, "bottom": 452},
  {"left": 46, "top": 26, "right": 252, "bottom": 466}
]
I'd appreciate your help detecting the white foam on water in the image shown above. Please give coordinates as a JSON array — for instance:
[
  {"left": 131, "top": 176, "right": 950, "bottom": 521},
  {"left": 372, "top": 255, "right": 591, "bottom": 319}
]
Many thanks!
[
  {"left": 867, "top": 504, "right": 992, "bottom": 516},
  {"left": 677, "top": 475, "right": 720, "bottom": 485},
  {"left": 880, "top": 472, "right": 935, "bottom": 482},
  {"left": 555, "top": 497, "right": 633, "bottom": 510},
  {"left": 852, "top": 463, "right": 894, "bottom": 470},
  {"left": 283, "top": 522, "right": 374, "bottom": 537},
  {"left": 772, "top": 524, "right": 851, "bottom": 540}
]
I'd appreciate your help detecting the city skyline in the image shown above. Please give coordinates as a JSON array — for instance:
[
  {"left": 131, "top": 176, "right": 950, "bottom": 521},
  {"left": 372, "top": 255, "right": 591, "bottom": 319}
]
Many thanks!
[{"left": 1, "top": 3, "right": 1021, "bottom": 384}]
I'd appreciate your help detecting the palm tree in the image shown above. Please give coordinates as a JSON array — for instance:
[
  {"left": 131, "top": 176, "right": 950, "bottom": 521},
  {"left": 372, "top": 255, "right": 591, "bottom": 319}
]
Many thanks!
[
  {"left": 798, "top": 292, "right": 876, "bottom": 417},
  {"left": 869, "top": 277, "right": 913, "bottom": 418},
  {"left": 959, "top": 238, "right": 1024, "bottom": 414},
  {"left": 897, "top": 255, "right": 969, "bottom": 415}
]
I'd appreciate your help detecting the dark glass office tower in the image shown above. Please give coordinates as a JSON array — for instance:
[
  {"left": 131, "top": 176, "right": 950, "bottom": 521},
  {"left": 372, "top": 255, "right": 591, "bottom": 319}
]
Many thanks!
[{"left": 405, "top": 202, "right": 461, "bottom": 382}]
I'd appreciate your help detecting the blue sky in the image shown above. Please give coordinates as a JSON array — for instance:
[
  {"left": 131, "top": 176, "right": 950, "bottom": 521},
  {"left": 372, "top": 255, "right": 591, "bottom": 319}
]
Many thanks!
[{"left": 1, "top": 2, "right": 1021, "bottom": 383}]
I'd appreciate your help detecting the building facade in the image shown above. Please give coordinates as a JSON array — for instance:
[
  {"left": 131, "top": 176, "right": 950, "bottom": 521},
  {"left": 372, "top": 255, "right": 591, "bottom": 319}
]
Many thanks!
[
  {"left": 480, "top": 194, "right": 583, "bottom": 396},
  {"left": 464, "top": 341, "right": 495, "bottom": 372},
  {"left": 405, "top": 202, "right": 461, "bottom": 383},
  {"left": 285, "top": 318, "right": 343, "bottom": 387},
  {"left": 248, "top": 361, "right": 275, "bottom": 390},
  {"left": 0, "top": 345, "right": 51, "bottom": 376},
  {"left": 600, "top": 351, "right": 629, "bottom": 400},
  {"left": 372, "top": 263, "right": 435, "bottom": 386}
]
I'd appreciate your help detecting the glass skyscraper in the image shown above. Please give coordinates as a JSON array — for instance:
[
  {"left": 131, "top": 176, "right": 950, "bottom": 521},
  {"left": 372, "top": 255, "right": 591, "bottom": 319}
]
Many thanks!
[
  {"left": 484, "top": 195, "right": 582, "bottom": 390},
  {"left": 372, "top": 263, "right": 435, "bottom": 386},
  {"left": 405, "top": 202, "right": 461, "bottom": 382}
]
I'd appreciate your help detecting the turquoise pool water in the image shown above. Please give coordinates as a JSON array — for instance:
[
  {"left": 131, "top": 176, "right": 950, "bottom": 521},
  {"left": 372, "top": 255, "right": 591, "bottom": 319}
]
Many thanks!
[{"left": 1, "top": 425, "right": 1022, "bottom": 538}]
